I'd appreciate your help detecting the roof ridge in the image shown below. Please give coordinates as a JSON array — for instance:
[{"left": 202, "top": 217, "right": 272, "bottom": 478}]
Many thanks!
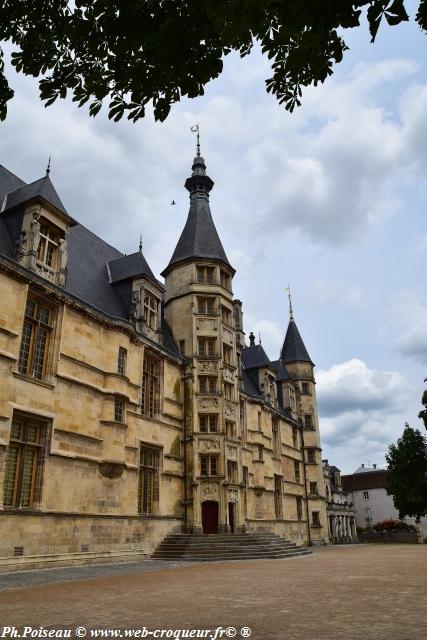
[{"left": 0, "top": 164, "right": 27, "bottom": 185}]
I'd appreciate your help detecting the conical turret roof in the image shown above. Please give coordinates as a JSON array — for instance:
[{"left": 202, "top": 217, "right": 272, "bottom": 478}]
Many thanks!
[
  {"left": 281, "top": 319, "right": 313, "bottom": 365},
  {"left": 161, "top": 149, "right": 232, "bottom": 276}
]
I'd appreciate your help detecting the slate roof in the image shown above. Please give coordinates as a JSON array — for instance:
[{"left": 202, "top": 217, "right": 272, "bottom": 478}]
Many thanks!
[
  {"left": 280, "top": 319, "right": 313, "bottom": 365},
  {"left": 108, "top": 251, "right": 158, "bottom": 286},
  {"left": 270, "top": 359, "right": 290, "bottom": 381},
  {"left": 0, "top": 164, "right": 181, "bottom": 358},
  {"left": 162, "top": 155, "right": 232, "bottom": 275},
  {"left": 4, "top": 175, "right": 69, "bottom": 216},
  {"left": 341, "top": 470, "right": 389, "bottom": 493},
  {"left": 240, "top": 365, "right": 262, "bottom": 398},
  {"left": 241, "top": 344, "right": 271, "bottom": 370}
]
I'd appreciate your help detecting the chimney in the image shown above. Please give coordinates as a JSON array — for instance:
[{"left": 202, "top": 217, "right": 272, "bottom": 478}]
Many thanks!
[
  {"left": 361, "top": 464, "right": 365, "bottom": 469},
  {"left": 373, "top": 464, "right": 377, "bottom": 469},
  {"left": 249, "top": 331, "right": 256, "bottom": 347}
]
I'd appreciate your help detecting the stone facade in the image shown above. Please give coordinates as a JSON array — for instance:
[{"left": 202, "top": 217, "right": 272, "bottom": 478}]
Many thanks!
[
  {"left": 0, "top": 150, "right": 329, "bottom": 567},
  {"left": 323, "top": 461, "right": 357, "bottom": 543}
]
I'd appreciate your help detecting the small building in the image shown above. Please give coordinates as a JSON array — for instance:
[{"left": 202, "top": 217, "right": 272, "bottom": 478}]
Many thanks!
[
  {"left": 341, "top": 464, "right": 427, "bottom": 537},
  {"left": 323, "top": 460, "right": 357, "bottom": 543}
]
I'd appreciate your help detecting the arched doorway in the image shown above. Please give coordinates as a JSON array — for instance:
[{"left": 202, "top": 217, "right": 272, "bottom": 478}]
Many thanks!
[
  {"left": 202, "top": 501, "right": 219, "bottom": 534},
  {"left": 228, "top": 502, "right": 235, "bottom": 533}
]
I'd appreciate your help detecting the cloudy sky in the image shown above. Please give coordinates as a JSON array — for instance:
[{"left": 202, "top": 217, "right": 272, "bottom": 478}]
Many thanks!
[{"left": 1, "top": 2, "right": 426, "bottom": 473}]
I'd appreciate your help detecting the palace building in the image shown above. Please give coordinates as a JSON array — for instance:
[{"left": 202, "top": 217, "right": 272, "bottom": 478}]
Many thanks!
[{"left": 0, "top": 145, "right": 329, "bottom": 568}]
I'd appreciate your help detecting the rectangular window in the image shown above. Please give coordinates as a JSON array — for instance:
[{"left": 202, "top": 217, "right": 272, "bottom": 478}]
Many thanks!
[
  {"left": 243, "top": 466, "right": 249, "bottom": 487},
  {"left": 37, "top": 222, "right": 60, "bottom": 270},
  {"left": 307, "top": 449, "right": 315, "bottom": 464},
  {"left": 199, "top": 415, "right": 217, "bottom": 433},
  {"left": 223, "top": 344, "right": 233, "bottom": 365},
  {"left": 257, "top": 412, "right": 262, "bottom": 431},
  {"left": 198, "top": 338, "right": 216, "bottom": 357},
  {"left": 220, "top": 270, "right": 231, "bottom": 290},
  {"left": 138, "top": 446, "right": 160, "bottom": 514},
  {"left": 114, "top": 396, "right": 125, "bottom": 423},
  {"left": 292, "top": 427, "right": 298, "bottom": 449},
  {"left": 227, "top": 460, "right": 238, "bottom": 483},
  {"left": 18, "top": 295, "right": 55, "bottom": 380},
  {"left": 221, "top": 305, "right": 232, "bottom": 325},
  {"left": 3, "top": 414, "right": 47, "bottom": 508},
  {"left": 118, "top": 347, "right": 127, "bottom": 375},
  {"left": 141, "top": 354, "right": 160, "bottom": 417},
  {"left": 143, "top": 293, "right": 158, "bottom": 329},
  {"left": 363, "top": 491, "right": 369, "bottom": 500},
  {"left": 224, "top": 382, "right": 234, "bottom": 400},
  {"left": 198, "top": 376, "right": 217, "bottom": 394},
  {"left": 289, "top": 386, "right": 296, "bottom": 412},
  {"left": 197, "top": 297, "right": 215, "bottom": 315},
  {"left": 200, "top": 454, "right": 218, "bottom": 477},
  {"left": 197, "top": 266, "right": 215, "bottom": 284},
  {"left": 274, "top": 475, "right": 283, "bottom": 520},
  {"left": 272, "top": 417, "right": 280, "bottom": 458},
  {"left": 226, "top": 421, "right": 236, "bottom": 439},
  {"left": 296, "top": 496, "right": 303, "bottom": 521},
  {"left": 312, "top": 511, "right": 320, "bottom": 526},
  {"left": 258, "top": 445, "right": 263, "bottom": 462},
  {"left": 304, "top": 414, "right": 314, "bottom": 430},
  {"left": 294, "top": 460, "right": 301, "bottom": 483},
  {"left": 310, "top": 482, "right": 318, "bottom": 495},
  {"left": 302, "top": 382, "right": 310, "bottom": 395}
]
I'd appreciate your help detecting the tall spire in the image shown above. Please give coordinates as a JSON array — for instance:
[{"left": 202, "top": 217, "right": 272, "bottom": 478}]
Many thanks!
[
  {"left": 285, "top": 286, "right": 294, "bottom": 321},
  {"left": 161, "top": 133, "right": 233, "bottom": 276}
]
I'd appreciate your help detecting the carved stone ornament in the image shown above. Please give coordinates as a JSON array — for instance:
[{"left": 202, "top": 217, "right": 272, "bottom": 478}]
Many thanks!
[
  {"left": 29, "top": 214, "right": 41, "bottom": 255},
  {"left": 14, "top": 231, "right": 28, "bottom": 263},
  {"left": 198, "top": 398, "right": 219, "bottom": 410},
  {"left": 224, "top": 402, "right": 236, "bottom": 418},
  {"left": 99, "top": 461, "right": 126, "bottom": 478},
  {"left": 58, "top": 238, "right": 68, "bottom": 271},
  {"left": 201, "top": 482, "right": 219, "bottom": 498},
  {"left": 226, "top": 446, "right": 237, "bottom": 459},
  {"left": 196, "top": 318, "right": 217, "bottom": 332},
  {"left": 229, "top": 488, "right": 239, "bottom": 502},
  {"left": 222, "top": 328, "right": 233, "bottom": 344},
  {"left": 198, "top": 360, "right": 217, "bottom": 374},
  {"left": 253, "top": 486, "right": 264, "bottom": 497},
  {"left": 223, "top": 367, "right": 235, "bottom": 382},
  {"left": 199, "top": 438, "right": 220, "bottom": 451}
]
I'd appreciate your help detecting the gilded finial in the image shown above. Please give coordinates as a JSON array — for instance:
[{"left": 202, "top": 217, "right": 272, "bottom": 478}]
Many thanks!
[
  {"left": 285, "top": 286, "right": 294, "bottom": 321},
  {"left": 46, "top": 155, "right": 51, "bottom": 177},
  {"left": 190, "top": 123, "right": 200, "bottom": 157}
]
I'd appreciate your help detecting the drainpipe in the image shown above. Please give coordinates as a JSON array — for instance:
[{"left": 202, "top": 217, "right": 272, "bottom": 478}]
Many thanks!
[
  {"left": 300, "top": 422, "right": 312, "bottom": 546},
  {"left": 182, "top": 369, "right": 188, "bottom": 534}
]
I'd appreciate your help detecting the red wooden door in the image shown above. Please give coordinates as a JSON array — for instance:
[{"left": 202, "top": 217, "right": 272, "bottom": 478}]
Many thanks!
[{"left": 202, "top": 501, "right": 219, "bottom": 534}]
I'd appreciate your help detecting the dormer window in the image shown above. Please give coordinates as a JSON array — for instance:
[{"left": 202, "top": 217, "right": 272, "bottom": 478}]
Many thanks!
[
  {"left": 143, "top": 293, "right": 157, "bottom": 329},
  {"left": 37, "top": 222, "right": 60, "bottom": 269}
]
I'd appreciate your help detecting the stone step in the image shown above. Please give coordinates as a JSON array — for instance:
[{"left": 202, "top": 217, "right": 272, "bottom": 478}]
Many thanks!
[
  {"left": 154, "top": 543, "right": 297, "bottom": 553},
  {"left": 153, "top": 550, "right": 312, "bottom": 562},
  {"left": 0, "top": 548, "right": 148, "bottom": 573}
]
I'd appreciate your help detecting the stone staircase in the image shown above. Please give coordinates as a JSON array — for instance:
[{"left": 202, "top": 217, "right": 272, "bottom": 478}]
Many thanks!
[{"left": 151, "top": 532, "right": 312, "bottom": 562}]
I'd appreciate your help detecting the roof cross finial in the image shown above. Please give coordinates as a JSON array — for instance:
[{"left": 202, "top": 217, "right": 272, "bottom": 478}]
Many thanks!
[
  {"left": 139, "top": 234, "right": 142, "bottom": 253},
  {"left": 285, "top": 286, "right": 294, "bottom": 321},
  {"left": 190, "top": 123, "right": 200, "bottom": 157},
  {"left": 46, "top": 155, "right": 51, "bottom": 177},
  {"left": 259, "top": 331, "right": 262, "bottom": 345}
]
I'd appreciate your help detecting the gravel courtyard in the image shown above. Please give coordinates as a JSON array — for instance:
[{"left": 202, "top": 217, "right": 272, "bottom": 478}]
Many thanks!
[{"left": 0, "top": 545, "right": 426, "bottom": 640}]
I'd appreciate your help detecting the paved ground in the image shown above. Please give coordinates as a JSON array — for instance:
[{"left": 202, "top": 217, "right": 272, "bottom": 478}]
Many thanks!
[{"left": 0, "top": 545, "right": 426, "bottom": 640}]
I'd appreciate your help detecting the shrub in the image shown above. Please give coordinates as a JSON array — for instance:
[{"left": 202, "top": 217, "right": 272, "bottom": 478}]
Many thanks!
[{"left": 372, "top": 519, "right": 416, "bottom": 533}]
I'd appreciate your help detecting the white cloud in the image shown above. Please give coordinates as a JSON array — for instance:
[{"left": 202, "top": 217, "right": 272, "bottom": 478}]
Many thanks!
[
  {"left": 393, "top": 291, "right": 427, "bottom": 364},
  {"left": 317, "top": 359, "right": 411, "bottom": 473},
  {"left": 314, "top": 280, "right": 363, "bottom": 309}
]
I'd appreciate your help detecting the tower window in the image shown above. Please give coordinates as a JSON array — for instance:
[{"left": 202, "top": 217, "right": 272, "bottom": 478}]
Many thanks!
[
  {"left": 309, "top": 482, "right": 318, "bottom": 495},
  {"left": 304, "top": 414, "right": 314, "bottom": 430},
  {"left": 114, "top": 396, "right": 125, "bottom": 423},
  {"left": 312, "top": 511, "right": 320, "bottom": 527},
  {"left": 221, "top": 305, "right": 232, "bottom": 325},
  {"left": 227, "top": 460, "right": 238, "bottom": 483},
  {"left": 117, "top": 347, "right": 127, "bottom": 376},
  {"left": 225, "top": 421, "right": 236, "bottom": 439},
  {"left": 294, "top": 460, "right": 301, "bottom": 483},
  {"left": 197, "top": 266, "right": 215, "bottom": 284},
  {"left": 198, "top": 376, "right": 217, "bottom": 394},
  {"left": 307, "top": 449, "right": 316, "bottom": 464},
  {"left": 296, "top": 496, "right": 303, "bottom": 521},
  {"left": 272, "top": 417, "right": 281, "bottom": 458},
  {"left": 274, "top": 475, "right": 283, "bottom": 520},
  {"left": 223, "top": 344, "right": 233, "bottom": 365},
  {"left": 197, "top": 297, "right": 215, "bottom": 315},
  {"left": 200, "top": 454, "right": 218, "bottom": 477},
  {"left": 302, "top": 382, "right": 310, "bottom": 395},
  {"left": 292, "top": 427, "right": 298, "bottom": 449},
  {"left": 224, "top": 382, "right": 234, "bottom": 400},
  {"left": 220, "top": 270, "right": 231, "bottom": 290},
  {"left": 199, "top": 415, "right": 217, "bottom": 433},
  {"left": 198, "top": 338, "right": 216, "bottom": 357}
]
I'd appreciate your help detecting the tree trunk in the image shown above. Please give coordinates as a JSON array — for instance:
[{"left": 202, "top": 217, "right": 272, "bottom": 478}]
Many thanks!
[{"left": 415, "top": 518, "right": 424, "bottom": 544}]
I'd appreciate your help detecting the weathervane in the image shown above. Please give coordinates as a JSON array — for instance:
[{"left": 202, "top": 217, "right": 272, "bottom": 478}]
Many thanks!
[
  {"left": 285, "top": 285, "right": 294, "bottom": 321},
  {"left": 46, "top": 155, "right": 51, "bottom": 177},
  {"left": 139, "top": 234, "right": 142, "bottom": 253},
  {"left": 190, "top": 123, "right": 200, "bottom": 157}
]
